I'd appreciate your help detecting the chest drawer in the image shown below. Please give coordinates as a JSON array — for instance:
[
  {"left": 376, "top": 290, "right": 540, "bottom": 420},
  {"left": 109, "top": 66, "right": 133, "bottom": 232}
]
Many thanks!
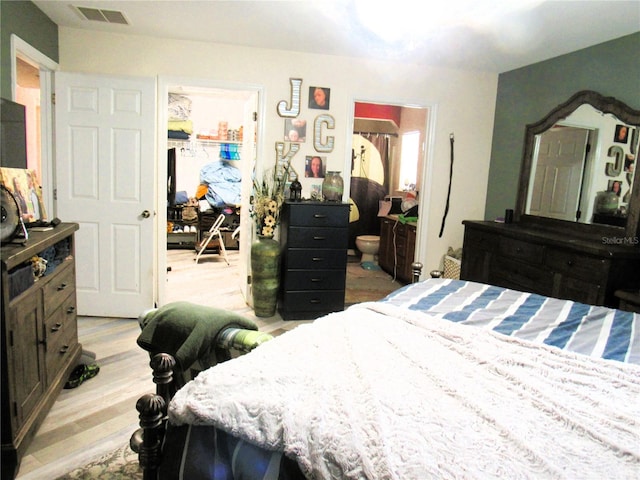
[
  {"left": 287, "top": 227, "right": 348, "bottom": 249},
  {"left": 489, "top": 256, "right": 554, "bottom": 296},
  {"left": 545, "top": 248, "right": 608, "bottom": 280},
  {"left": 282, "top": 270, "right": 346, "bottom": 291},
  {"left": 43, "top": 261, "right": 75, "bottom": 317},
  {"left": 555, "top": 277, "right": 601, "bottom": 305},
  {"left": 499, "top": 238, "right": 544, "bottom": 264},
  {"left": 280, "top": 290, "right": 345, "bottom": 313},
  {"left": 464, "top": 228, "right": 500, "bottom": 253},
  {"left": 287, "top": 203, "right": 349, "bottom": 227},
  {"left": 284, "top": 249, "right": 347, "bottom": 270},
  {"left": 45, "top": 295, "right": 78, "bottom": 380}
]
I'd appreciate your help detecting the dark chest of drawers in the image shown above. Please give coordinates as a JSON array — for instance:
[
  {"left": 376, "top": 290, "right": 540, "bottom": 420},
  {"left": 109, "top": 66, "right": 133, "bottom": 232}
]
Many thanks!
[
  {"left": 461, "top": 220, "right": 640, "bottom": 307},
  {"left": 379, "top": 216, "right": 417, "bottom": 284},
  {"left": 279, "top": 201, "right": 349, "bottom": 320}
]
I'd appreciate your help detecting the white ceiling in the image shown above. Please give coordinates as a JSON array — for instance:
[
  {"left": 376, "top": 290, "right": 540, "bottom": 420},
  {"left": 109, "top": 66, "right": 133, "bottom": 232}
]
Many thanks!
[{"left": 34, "top": 0, "right": 640, "bottom": 73}]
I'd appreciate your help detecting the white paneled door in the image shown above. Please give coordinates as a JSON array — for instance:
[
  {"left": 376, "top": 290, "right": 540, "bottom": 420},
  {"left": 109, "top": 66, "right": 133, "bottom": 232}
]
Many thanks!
[
  {"left": 528, "top": 127, "right": 589, "bottom": 222},
  {"left": 55, "top": 73, "right": 156, "bottom": 317}
]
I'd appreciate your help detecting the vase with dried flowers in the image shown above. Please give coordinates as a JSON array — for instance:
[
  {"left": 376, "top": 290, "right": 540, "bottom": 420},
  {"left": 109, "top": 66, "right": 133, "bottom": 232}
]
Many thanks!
[{"left": 250, "top": 163, "right": 291, "bottom": 317}]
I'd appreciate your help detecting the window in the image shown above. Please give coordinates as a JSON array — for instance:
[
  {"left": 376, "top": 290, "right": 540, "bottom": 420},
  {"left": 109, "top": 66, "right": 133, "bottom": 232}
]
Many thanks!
[{"left": 399, "top": 131, "right": 420, "bottom": 191}]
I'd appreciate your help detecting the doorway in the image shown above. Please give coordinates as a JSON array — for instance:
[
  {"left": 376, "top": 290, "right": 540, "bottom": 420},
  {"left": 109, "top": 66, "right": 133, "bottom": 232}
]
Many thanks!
[
  {"left": 157, "top": 79, "right": 261, "bottom": 307},
  {"left": 10, "top": 34, "right": 57, "bottom": 216},
  {"left": 348, "top": 101, "right": 428, "bottom": 252}
]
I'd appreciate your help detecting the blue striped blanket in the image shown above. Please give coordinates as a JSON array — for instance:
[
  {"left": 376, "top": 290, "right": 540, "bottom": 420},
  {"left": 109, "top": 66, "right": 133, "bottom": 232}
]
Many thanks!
[{"left": 382, "top": 278, "right": 639, "bottom": 364}]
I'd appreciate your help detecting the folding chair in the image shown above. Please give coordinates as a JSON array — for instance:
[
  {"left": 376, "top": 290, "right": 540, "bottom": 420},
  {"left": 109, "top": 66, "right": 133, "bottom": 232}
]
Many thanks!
[{"left": 194, "top": 213, "right": 229, "bottom": 265}]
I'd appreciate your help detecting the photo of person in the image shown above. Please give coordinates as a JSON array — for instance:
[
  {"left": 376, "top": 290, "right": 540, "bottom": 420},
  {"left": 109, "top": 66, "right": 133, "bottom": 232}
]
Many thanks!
[
  {"left": 608, "top": 179, "right": 623, "bottom": 197},
  {"left": 308, "top": 86, "right": 330, "bottom": 110},
  {"left": 305, "top": 155, "right": 325, "bottom": 178},
  {"left": 624, "top": 154, "right": 635, "bottom": 173},
  {"left": 614, "top": 124, "right": 629, "bottom": 143},
  {"left": 10, "top": 176, "right": 28, "bottom": 218},
  {"left": 0, "top": 167, "right": 47, "bottom": 223},
  {"left": 284, "top": 118, "right": 306, "bottom": 142}
]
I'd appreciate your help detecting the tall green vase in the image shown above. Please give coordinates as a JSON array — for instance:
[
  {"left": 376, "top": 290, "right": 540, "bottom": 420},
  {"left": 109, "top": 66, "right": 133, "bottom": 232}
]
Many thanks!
[{"left": 251, "top": 235, "right": 281, "bottom": 317}]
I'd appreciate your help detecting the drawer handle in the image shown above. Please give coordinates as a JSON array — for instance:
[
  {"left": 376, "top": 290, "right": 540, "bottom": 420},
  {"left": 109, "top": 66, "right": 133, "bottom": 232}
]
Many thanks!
[
  {"left": 311, "top": 257, "right": 324, "bottom": 262},
  {"left": 313, "top": 236, "right": 326, "bottom": 241},
  {"left": 67, "top": 306, "right": 75, "bottom": 314},
  {"left": 51, "top": 322, "right": 63, "bottom": 332},
  {"left": 59, "top": 345, "right": 70, "bottom": 354},
  {"left": 566, "top": 260, "right": 573, "bottom": 266},
  {"left": 309, "top": 299, "right": 321, "bottom": 304},
  {"left": 57, "top": 283, "right": 68, "bottom": 291},
  {"left": 515, "top": 247, "right": 522, "bottom": 253},
  {"left": 313, "top": 214, "right": 327, "bottom": 219},
  {"left": 310, "top": 278, "right": 323, "bottom": 282}
]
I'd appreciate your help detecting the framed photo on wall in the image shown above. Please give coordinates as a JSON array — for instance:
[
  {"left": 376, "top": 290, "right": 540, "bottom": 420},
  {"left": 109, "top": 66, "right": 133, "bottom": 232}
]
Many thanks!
[
  {"left": 308, "top": 86, "right": 330, "bottom": 110},
  {"left": 284, "top": 118, "right": 307, "bottom": 142},
  {"left": 614, "top": 124, "right": 629, "bottom": 143},
  {"left": 305, "top": 155, "right": 325, "bottom": 178}
]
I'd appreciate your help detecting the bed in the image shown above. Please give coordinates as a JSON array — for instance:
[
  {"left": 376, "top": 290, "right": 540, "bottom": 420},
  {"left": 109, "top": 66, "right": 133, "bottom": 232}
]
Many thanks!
[{"left": 134, "top": 277, "right": 640, "bottom": 479}]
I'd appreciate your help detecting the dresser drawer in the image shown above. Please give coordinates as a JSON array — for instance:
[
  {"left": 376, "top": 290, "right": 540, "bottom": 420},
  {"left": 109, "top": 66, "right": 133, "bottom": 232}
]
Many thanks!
[
  {"left": 555, "top": 276, "right": 602, "bottom": 305},
  {"left": 489, "top": 257, "right": 554, "bottom": 296},
  {"left": 280, "top": 290, "right": 345, "bottom": 314},
  {"left": 545, "top": 248, "right": 608, "bottom": 280},
  {"left": 282, "top": 269, "right": 346, "bottom": 291},
  {"left": 287, "top": 227, "right": 348, "bottom": 249},
  {"left": 287, "top": 203, "right": 349, "bottom": 227},
  {"left": 464, "top": 228, "right": 500, "bottom": 253},
  {"left": 284, "top": 249, "right": 347, "bottom": 270},
  {"left": 499, "top": 238, "right": 544, "bottom": 264},
  {"left": 43, "top": 261, "right": 75, "bottom": 317},
  {"left": 45, "top": 295, "right": 78, "bottom": 380}
]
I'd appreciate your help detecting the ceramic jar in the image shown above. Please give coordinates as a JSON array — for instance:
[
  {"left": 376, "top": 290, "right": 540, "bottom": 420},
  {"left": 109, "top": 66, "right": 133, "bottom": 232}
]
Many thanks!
[{"left": 322, "top": 171, "right": 343, "bottom": 202}]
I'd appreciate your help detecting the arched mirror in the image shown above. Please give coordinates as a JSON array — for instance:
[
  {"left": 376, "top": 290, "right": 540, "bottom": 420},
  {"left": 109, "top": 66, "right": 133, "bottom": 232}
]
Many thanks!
[{"left": 515, "top": 91, "right": 640, "bottom": 240}]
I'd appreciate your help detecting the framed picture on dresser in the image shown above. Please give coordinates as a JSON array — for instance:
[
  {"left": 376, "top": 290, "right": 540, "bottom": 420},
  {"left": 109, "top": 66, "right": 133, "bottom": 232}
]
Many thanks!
[{"left": 0, "top": 167, "right": 47, "bottom": 225}]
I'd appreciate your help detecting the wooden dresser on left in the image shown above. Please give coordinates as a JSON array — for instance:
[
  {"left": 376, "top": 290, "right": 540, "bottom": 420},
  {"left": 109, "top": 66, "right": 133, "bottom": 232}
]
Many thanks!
[{"left": 1, "top": 223, "right": 82, "bottom": 479}]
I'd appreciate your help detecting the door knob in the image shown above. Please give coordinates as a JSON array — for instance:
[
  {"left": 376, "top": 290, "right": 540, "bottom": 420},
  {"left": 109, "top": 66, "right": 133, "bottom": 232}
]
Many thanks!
[{"left": 141, "top": 210, "right": 151, "bottom": 218}]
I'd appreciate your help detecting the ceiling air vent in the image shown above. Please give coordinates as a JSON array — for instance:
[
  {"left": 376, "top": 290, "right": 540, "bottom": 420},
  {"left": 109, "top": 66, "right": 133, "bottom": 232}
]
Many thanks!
[{"left": 74, "top": 6, "right": 129, "bottom": 25}]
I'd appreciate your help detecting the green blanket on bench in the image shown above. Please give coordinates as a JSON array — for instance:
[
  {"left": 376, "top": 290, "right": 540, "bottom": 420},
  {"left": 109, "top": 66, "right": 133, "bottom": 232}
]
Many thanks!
[{"left": 137, "top": 301, "right": 258, "bottom": 371}]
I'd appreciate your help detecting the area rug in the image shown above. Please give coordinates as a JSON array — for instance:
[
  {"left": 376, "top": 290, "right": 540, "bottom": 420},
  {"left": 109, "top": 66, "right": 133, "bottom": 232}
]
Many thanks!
[
  {"left": 55, "top": 443, "right": 141, "bottom": 480},
  {"left": 344, "top": 261, "right": 403, "bottom": 306}
]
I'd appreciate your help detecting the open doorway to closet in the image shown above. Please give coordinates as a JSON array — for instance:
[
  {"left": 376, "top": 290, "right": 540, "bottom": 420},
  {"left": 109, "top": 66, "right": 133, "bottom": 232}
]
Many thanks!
[{"left": 158, "top": 81, "right": 260, "bottom": 307}]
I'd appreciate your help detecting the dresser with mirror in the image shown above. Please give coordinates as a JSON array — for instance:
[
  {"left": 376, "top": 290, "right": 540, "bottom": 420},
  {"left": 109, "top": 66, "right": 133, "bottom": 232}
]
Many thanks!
[{"left": 461, "top": 91, "right": 640, "bottom": 308}]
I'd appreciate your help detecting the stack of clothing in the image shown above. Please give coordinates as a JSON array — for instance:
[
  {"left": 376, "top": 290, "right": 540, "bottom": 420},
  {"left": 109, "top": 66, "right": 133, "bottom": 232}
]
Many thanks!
[{"left": 168, "top": 93, "right": 193, "bottom": 140}]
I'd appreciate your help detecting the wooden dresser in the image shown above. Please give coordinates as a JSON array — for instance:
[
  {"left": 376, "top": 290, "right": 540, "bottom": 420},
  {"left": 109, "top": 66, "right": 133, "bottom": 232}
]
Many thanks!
[
  {"left": 1, "top": 223, "right": 82, "bottom": 479},
  {"left": 279, "top": 201, "right": 349, "bottom": 320},
  {"left": 379, "top": 216, "right": 417, "bottom": 284},
  {"left": 461, "top": 220, "right": 640, "bottom": 308}
]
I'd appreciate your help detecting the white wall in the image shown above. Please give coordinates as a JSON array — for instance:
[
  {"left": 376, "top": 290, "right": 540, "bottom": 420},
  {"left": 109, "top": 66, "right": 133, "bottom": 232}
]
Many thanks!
[{"left": 58, "top": 27, "right": 498, "bottom": 272}]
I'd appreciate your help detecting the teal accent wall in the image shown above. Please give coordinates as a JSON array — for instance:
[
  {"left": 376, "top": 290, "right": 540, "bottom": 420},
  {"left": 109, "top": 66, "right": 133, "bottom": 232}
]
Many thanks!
[
  {"left": 484, "top": 32, "right": 640, "bottom": 221},
  {"left": 0, "top": 1, "right": 58, "bottom": 99}
]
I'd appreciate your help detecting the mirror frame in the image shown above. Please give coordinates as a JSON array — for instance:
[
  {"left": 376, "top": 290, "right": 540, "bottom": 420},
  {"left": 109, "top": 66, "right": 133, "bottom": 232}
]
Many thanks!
[{"left": 515, "top": 90, "right": 640, "bottom": 241}]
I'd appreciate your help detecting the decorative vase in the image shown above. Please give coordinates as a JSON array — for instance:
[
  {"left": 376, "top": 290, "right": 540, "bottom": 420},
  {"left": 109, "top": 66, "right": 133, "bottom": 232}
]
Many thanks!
[
  {"left": 595, "top": 190, "right": 619, "bottom": 214},
  {"left": 322, "top": 171, "right": 344, "bottom": 202},
  {"left": 251, "top": 235, "right": 281, "bottom": 317}
]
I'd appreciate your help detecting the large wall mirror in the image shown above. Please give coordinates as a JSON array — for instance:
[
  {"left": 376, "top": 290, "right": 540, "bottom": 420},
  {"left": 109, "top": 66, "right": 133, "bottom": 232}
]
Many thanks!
[{"left": 515, "top": 90, "right": 640, "bottom": 240}]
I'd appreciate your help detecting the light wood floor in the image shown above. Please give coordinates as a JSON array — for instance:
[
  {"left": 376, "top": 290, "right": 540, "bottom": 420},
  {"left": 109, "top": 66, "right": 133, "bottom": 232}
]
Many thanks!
[{"left": 16, "top": 247, "right": 401, "bottom": 479}]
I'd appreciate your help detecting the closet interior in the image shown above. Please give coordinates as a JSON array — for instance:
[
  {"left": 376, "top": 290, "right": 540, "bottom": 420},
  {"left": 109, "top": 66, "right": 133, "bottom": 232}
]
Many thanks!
[{"left": 166, "top": 88, "right": 246, "bottom": 253}]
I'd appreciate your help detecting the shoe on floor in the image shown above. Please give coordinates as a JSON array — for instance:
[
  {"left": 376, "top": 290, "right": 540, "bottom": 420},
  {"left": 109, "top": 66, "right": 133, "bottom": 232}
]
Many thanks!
[{"left": 64, "top": 363, "right": 100, "bottom": 389}]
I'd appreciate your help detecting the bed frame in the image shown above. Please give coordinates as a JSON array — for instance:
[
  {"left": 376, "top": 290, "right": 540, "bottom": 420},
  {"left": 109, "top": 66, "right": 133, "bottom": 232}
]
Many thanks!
[{"left": 131, "top": 262, "right": 424, "bottom": 479}]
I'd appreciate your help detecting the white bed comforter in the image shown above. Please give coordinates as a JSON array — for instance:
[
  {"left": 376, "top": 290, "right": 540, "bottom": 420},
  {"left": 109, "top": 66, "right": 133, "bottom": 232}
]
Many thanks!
[{"left": 169, "top": 303, "right": 640, "bottom": 479}]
